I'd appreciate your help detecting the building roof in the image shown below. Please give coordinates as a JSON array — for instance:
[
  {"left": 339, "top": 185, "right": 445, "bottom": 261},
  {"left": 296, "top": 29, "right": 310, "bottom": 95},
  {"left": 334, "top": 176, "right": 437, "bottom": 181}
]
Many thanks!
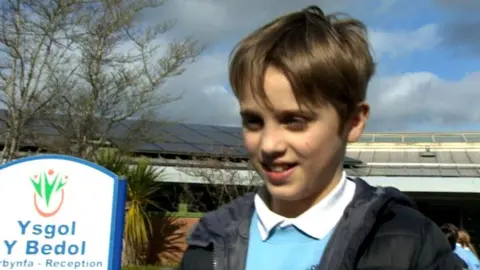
[
  {"left": 347, "top": 149, "right": 480, "bottom": 164},
  {"left": 1, "top": 109, "right": 479, "bottom": 177},
  {"left": 358, "top": 132, "right": 480, "bottom": 143},
  {"left": 345, "top": 148, "right": 480, "bottom": 177}
]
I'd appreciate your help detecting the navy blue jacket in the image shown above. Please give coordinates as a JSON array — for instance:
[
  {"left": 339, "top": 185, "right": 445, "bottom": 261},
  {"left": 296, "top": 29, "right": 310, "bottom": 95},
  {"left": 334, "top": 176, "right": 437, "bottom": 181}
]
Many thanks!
[{"left": 180, "top": 178, "right": 462, "bottom": 270}]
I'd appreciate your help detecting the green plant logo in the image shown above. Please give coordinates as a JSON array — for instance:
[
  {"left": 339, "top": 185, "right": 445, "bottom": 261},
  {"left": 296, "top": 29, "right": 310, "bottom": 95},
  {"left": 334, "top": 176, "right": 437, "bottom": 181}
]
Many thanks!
[{"left": 30, "top": 169, "right": 68, "bottom": 218}]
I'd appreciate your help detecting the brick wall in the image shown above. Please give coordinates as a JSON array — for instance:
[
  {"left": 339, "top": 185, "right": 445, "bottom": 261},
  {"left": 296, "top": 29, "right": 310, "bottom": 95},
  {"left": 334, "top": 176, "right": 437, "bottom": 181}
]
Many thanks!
[{"left": 148, "top": 216, "right": 200, "bottom": 265}]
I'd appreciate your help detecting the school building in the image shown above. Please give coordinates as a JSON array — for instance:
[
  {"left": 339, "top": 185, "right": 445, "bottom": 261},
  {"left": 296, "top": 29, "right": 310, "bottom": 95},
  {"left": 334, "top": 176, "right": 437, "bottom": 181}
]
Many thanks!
[
  {"left": 138, "top": 124, "right": 480, "bottom": 249},
  {"left": 1, "top": 113, "right": 479, "bottom": 259}
]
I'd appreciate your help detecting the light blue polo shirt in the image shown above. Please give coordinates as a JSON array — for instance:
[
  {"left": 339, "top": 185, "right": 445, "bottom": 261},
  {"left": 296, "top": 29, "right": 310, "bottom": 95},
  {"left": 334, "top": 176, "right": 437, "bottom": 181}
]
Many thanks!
[
  {"left": 454, "top": 243, "right": 480, "bottom": 270},
  {"left": 246, "top": 172, "right": 356, "bottom": 270},
  {"left": 245, "top": 211, "right": 334, "bottom": 269}
]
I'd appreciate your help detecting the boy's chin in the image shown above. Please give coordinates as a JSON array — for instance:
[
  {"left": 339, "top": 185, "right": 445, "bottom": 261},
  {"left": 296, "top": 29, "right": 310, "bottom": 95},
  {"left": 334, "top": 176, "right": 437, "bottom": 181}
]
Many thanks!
[{"left": 265, "top": 184, "right": 306, "bottom": 202}]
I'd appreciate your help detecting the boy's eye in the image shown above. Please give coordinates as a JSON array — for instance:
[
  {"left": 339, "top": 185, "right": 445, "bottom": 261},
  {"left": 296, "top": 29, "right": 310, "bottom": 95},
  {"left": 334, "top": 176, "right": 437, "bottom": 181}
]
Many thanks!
[
  {"left": 242, "top": 117, "right": 263, "bottom": 131},
  {"left": 282, "top": 116, "right": 309, "bottom": 131}
]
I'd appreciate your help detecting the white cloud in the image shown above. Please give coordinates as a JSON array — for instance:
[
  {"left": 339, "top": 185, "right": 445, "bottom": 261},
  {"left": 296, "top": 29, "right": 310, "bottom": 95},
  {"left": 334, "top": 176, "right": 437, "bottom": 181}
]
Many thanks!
[
  {"left": 369, "top": 24, "right": 440, "bottom": 59},
  {"left": 2, "top": 1, "right": 475, "bottom": 132},
  {"left": 158, "top": 52, "right": 240, "bottom": 126},
  {"left": 374, "top": 0, "right": 400, "bottom": 14},
  {"left": 148, "top": 0, "right": 354, "bottom": 44},
  {"left": 367, "top": 72, "right": 480, "bottom": 130},
  {"left": 159, "top": 46, "right": 480, "bottom": 131},
  {"left": 148, "top": 1, "right": 478, "bottom": 131}
]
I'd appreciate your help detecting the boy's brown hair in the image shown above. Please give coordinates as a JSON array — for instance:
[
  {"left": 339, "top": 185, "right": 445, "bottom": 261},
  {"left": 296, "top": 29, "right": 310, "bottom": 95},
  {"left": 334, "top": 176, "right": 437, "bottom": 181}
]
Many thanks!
[{"left": 229, "top": 6, "right": 375, "bottom": 126}]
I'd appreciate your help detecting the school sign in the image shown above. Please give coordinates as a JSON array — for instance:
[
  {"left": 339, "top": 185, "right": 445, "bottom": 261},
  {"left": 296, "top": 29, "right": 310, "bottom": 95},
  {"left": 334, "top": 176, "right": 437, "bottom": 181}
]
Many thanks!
[{"left": 0, "top": 155, "right": 127, "bottom": 270}]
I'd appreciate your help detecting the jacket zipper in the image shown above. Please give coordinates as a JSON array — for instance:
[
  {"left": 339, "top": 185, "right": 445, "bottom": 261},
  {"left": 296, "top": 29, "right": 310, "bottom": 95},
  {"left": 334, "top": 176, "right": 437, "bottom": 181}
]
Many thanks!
[{"left": 212, "top": 244, "right": 217, "bottom": 270}]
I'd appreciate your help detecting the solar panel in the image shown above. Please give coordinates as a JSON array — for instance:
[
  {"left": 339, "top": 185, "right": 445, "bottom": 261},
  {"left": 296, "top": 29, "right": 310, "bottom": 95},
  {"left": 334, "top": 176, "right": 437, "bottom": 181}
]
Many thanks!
[
  {"left": 8, "top": 107, "right": 480, "bottom": 159},
  {"left": 233, "top": 146, "right": 248, "bottom": 157},
  {"left": 109, "top": 120, "right": 170, "bottom": 141},
  {"left": 135, "top": 143, "right": 162, "bottom": 153},
  {"left": 156, "top": 142, "right": 203, "bottom": 154},
  {"left": 213, "top": 126, "right": 243, "bottom": 138},
  {"left": 358, "top": 135, "right": 373, "bottom": 143},
  {"left": 373, "top": 135, "right": 403, "bottom": 143},
  {"left": 228, "top": 131, "right": 244, "bottom": 139},
  {"left": 192, "top": 144, "right": 235, "bottom": 155},
  {"left": 184, "top": 124, "right": 242, "bottom": 145},
  {"left": 190, "top": 144, "right": 249, "bottom": 158},
  {"left": 106, "top": 125, "right": 128, "bottom": 139},
  {"left": 160, "top": 123, "right": 191, "bottom": 134},
  {"left": 183, "top": 124, "right": 216, "bottom": 132},
  {"left": 433, "top": 135, "right": 466, "bottom": 143},
  {"left": 192, "top": 129, "right": 242, "bottom": 146},
  {"left": 156, "top": 132, "right": 184, "bottom": 143},
  {"left": 403, "top": 136, "right": 434, "bottom": 143},
  {"left": 363, "top": 133, "right": 480, "bottom": 144},
  {"left": 28, "top": 123, "right": 60, "bottom": 136},
  {"left": 160, "top": 124, "right": 215, "bottom": 144},
  {"left": 108, "top": 120, "right": 139, "bottom": 138},
  {"left": 464, "top": 134, "right": 480, "bottom": 143},
  {"left": 214, "top": 126, "right": 242, "bottom": 133}
]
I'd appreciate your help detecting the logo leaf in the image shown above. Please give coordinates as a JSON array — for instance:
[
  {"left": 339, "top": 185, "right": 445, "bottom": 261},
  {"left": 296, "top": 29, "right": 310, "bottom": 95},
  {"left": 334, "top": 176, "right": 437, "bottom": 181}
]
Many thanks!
[
  {"left": 30, "top": 171, "right": 67, "bottom": 207},
  {"left": 30, "top": 177, "right": 43, "bottom": 198},
  {"left": 44, "top": 172, "right": 58, "bottom": 207}
]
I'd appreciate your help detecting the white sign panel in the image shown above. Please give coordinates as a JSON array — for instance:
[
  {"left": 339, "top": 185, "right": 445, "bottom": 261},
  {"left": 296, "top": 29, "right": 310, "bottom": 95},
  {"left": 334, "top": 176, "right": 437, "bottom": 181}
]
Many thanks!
[{"left": 0, "top": 155, "right": 127, "bottom": 270}]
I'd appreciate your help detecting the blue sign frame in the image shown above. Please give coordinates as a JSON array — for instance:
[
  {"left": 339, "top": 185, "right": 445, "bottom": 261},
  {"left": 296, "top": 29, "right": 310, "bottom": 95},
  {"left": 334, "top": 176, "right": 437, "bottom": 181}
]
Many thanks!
[{"left": 0, "top": 154, "right": 127, "bottom": 270}]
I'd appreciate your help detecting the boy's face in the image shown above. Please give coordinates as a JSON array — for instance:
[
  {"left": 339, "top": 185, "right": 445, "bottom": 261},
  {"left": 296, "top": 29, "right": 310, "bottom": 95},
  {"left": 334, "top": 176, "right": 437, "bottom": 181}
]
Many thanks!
[{"left": 239, "top": 66, "right": 368, "bottom": 206}]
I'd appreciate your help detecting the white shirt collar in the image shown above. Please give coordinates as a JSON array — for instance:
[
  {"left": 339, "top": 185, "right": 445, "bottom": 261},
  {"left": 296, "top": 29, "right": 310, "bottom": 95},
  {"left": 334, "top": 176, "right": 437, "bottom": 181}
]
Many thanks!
[{"left": 254, "top": 171, "right": 355, "bottom": 241}]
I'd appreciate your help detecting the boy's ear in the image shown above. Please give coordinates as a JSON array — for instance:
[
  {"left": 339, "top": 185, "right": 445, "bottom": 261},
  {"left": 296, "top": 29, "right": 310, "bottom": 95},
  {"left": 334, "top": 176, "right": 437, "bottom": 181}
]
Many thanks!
[{"left": 346, "top": 102, "right": 369, "bottom": 143}]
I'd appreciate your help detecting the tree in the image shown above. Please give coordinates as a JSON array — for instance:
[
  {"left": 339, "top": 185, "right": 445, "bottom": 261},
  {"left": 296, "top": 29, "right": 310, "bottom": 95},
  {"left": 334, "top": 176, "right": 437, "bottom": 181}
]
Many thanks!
[
  {"left": 37, "top": 0, "right": 202, "bottom": 159},
  {"left": 0, "top": 0, "right": 80, "bottom": 162},
  {"left": 178, "top": 155, "right": 261, "bottom": 212},
  {"left": 93, "top": 148, "right": 166, "bottom": 265},
  {"left": 1, "top": 0, "right": 203, "bottom": 160}
]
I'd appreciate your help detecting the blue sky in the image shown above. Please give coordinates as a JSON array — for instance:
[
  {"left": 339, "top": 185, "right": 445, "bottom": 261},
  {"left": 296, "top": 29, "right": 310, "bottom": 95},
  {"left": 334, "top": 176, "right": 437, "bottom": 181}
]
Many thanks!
[
  {"left": 155, "top": 0, "right": 480, "bottom": 132},
  {"left": 366, "top": 0, "right": 479, "bottom": 80}
]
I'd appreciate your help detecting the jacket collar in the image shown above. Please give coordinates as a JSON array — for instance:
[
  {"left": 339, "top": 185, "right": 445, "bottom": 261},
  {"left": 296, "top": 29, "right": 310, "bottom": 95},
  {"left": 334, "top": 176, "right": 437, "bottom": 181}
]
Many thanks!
[
  {"left": 254, "top": 172, "right": 354, "bottom": 240},
  {"left": 187, "top": 177, "right": 416, "bottom": 266},
  {"left": 187, "top": 192, "right": 255, "bottom": 247},
  {"left": 318, "top": 177, "right": 416, "bottom": 269}
]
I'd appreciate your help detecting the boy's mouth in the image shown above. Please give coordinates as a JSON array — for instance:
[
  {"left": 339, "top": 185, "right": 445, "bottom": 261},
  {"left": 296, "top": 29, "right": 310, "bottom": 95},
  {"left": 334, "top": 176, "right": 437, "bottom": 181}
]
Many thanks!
[{"left": 261, "top": 163, "right": 297, "bottom": 172}]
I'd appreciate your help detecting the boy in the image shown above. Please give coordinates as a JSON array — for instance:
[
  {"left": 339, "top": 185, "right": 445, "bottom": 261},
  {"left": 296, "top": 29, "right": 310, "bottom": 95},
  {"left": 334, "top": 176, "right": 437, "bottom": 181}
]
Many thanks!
[{"left": 180, "top": 6, "right": 460, "bottom": 270}]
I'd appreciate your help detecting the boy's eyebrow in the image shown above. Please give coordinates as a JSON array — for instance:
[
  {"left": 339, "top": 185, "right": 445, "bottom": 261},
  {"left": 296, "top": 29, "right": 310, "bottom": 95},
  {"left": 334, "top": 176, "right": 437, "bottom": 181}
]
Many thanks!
[
  {"left": 240, "top": 108, "right": 315, "bottom": 117},
  {"left": 239, "top": 109, "right": 257, "bottom": 117},
  {"left": 276, "top": 109, "right": 314, "bottom": 116}
]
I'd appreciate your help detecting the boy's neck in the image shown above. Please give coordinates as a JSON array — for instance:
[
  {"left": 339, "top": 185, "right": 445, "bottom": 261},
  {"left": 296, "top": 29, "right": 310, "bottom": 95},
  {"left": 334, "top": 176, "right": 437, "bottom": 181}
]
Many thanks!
[{"left": 270, "top": 169, "right": 343, "bottom": 218}]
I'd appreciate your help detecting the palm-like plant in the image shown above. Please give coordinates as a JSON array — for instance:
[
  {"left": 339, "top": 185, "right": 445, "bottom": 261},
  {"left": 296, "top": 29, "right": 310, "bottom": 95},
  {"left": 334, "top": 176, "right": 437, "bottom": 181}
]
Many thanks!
[
  {"left": 124, "top": 157, "right": 164, "bottom": 265},
  {"left": 94, "top": 148, "right": 164, "bottom": 265},
  {"left": 93, "top": 148, "right": 129, "bottom": 175}
]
